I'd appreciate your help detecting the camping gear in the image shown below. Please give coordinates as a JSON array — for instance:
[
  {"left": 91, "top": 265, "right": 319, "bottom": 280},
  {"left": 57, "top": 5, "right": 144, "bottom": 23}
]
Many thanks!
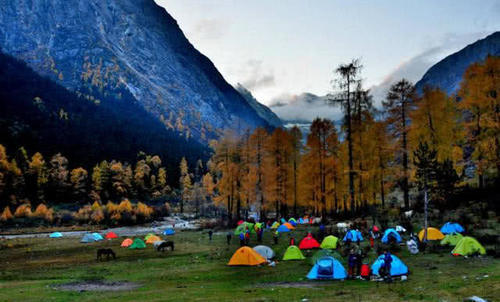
[
  {"left": 121, "top": 238, "right": 133, "bottom": 247},
  {"left": 146, "top": 235, "right": 162, "bottom": 244},
  {"left": 105, "top": 232, "right": 118, "bottom": 239},
  {"left": 283, "top": 222, "right": 295, "bottom": 230},
  {"left": 81, "top": 233, "right": 96, "bottom": 243},
  {"left": 298, "top": 218, "right": 304, "bottom": 224},
  {"left": 289, "top": 220, "right": 297, "bottom": 227},
  {"left": 49, "top": 232, "right": 63, "bottom": 238},
  {"left": 440, "top": 233, "right": 464, "bottom": 246},
  {"left": 299, "top": 234, "right": 320, "bottom": 250},
  {"left": 451, "top": 236, "right": 486, "bottom": 256},
  {"left": 418, "top": 227, "right": 445, "bottom": 241},
  {"left": 280, "top": 218, "right": 286, "bottom": 223},
  {"left": 163, "top": 228, "right": 175, "bottom": 235},
  {"left": 406, "top": 239, "right": 419, "bottom": 254},
  {"left": 320, "top": 235, "right": 339, "bottom": 249},
  {"left": 129, "top": 238, "right": 146, "bottom": 249},
  {"left": 91, "top": 233, "right": 103, "bottom": 241},
  {"left": 228, "top": 246, "right": 267, "bottom": 266},
  {"left": 277, "top": 224, "right": 291, "bottom": 233},
  {"left": 234, "top": 223, "right": 247, "bottom": 235},
  {"left": 360, "top": 263, "right": 371, "bottom": 279},
  {"left": 282, "top": 245, "right": 306, "bottom": 260},
  {"left": 343, "top": 230, "right": 363, "bottom": 242},
  {"left": 381, "top": 228, "right": 402, "bottom": 244},
  {"left": 307, "top": 256, "right": 347, "bottom": 280},
  {"left": 270, "top": 221, "right": 280, "bottom": 229},
  {"left": 440, "top": 222, "right": 465, "bottom": 234},
  {"left": 371, "top": 254, "right": 408, "bottom": 276},
  {"left": 253, "top": 245, "right": 275, "bottom": 260},
  {"left": 289, "top": 218, "right": 297, "bottom": 224}
]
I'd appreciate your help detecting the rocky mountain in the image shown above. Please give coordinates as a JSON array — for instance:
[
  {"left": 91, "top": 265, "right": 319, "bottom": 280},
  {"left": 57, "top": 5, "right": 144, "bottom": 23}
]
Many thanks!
[
  {"left": 0, "top": 0, "right": 274, "bottom": 143},
  {"left": 415, "top": 31, "right": 500, "bottom": 95},
  {"left": 235, "top": 84, "right": 282, "bottom": 128}
]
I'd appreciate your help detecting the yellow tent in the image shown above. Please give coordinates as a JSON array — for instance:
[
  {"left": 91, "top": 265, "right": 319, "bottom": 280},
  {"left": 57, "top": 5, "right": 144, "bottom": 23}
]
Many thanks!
[
  {"left": 270, "top": 222, "right": 280, "bottom": 229},
  {"left": 418, "top": 227, "right": 445, "bottom": 241},
  {"left": 283, "top": 222, "right": 295, "bottom": 230},
  {"left": 145, "top": 235, "right": 162, "bottom": 244},
  {"left": 121, "top": 238, "right": 133, "bottom": 247},
  {"left": 228, "top": 247, "right": 267, "bottom": 266}
]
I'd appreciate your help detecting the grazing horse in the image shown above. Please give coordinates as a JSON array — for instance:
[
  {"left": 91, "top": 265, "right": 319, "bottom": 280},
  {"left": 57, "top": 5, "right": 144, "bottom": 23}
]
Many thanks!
[
  {"left": 156, "top": 241, "right": 174, "bottom": 252},
  {"left": 96, "top": 248, "right": 116, "bottom": 261}
]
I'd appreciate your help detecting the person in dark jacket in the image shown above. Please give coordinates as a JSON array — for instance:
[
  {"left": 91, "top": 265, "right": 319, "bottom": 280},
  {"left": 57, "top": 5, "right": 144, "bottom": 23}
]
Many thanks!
[
  {"left": 347, "top": 249, "right": 358, "bottom": 279},
  {"left": 239, "top": 232, "right": 245, "bottom": 246},
  {"left": 382, "top": 250, "right": 393, "bottom": 282},
  {"left": 226, "top": 232, "right": 232, "bottom": 245},
  {"left": 208, "top": 230, "right": 213, "bottom": 241}
]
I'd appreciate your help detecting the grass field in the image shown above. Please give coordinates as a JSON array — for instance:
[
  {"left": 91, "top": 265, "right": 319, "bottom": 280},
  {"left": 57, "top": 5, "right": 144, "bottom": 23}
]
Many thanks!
[{"left": 0, "top": 227, "right": 498, "bottom": 302}]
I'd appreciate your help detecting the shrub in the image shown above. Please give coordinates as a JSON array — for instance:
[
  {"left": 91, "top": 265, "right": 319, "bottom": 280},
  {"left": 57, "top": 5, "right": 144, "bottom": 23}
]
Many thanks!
[
  {"left": 0, "top": 206, "right": 13, "bottom": 221},
  {"left": 14, "top": 204, "right": 32, "bottom": 218}
]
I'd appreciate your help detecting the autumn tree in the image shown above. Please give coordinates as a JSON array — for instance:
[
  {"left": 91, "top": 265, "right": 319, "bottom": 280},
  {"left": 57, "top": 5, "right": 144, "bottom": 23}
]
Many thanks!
[
  {"left": 248, "top": 128, "right": 268, "bottom": 219},
  {"left": 70, "top": 167, "right": 88, "bottom": 203},
  {"left": 179, "top": 157, "right": 192, "bottom": 213},
  {"left": 289, "top": 126, "right": 302, "bottom": 216},
  {"left": 383, "top": 79, "right": 416, "bottom": 209}
]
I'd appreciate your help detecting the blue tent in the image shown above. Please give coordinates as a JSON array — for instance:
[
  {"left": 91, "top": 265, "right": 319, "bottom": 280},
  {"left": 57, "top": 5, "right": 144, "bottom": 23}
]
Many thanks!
[
  {"left": 163, "top": 228, "right": 175, "bottom": 235},
  {"left": 343, "top": 230, "right": 363, "bottom": 242},
  {"left": 307, "top": 256, "right": 347, "bottom": 280},
  {"left": 440, "top": 222, "right": 464, "bottom": 234},
  {"left": 81, "top": 233, "right": 96, "bottom": 243},
  {"left": 280, "top": 218, "right": 287, "bottom": 223},
  {"left": 91, "top": 233, "right": 104, "bottom": 241},
  {"left": 298, "top": 218, "right": 304, "bottom": 224},
  {"left": 289, "top": 220, "right": 297, "bottom": 227},
  {"left": 381, "top": 228, "right": 402, "bottom": 244},
  {"left": 49, "top": 232, "right": 63, "bottom": 238},
  {"left": 277, "top": 224, "right": 291, "bottom": 233},
  {"left": 371, "top": 254, "right": 408, "bottom": 276}
]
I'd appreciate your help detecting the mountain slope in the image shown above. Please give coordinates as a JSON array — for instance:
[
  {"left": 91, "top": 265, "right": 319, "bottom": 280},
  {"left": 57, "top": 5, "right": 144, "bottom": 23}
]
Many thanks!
[
  {"left": 415, "top": 31, "right": 500, "bottom": 94},
  {"left": 235, "top": 84, "right": 282, "bottom": 128},
  {"left": 0, "top": 0, "right": 273, "bottom": 142}
]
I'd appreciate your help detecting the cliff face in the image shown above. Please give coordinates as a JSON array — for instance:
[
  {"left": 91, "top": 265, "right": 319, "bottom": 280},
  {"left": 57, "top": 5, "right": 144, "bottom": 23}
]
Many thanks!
[
  {"left": 235, "top": 84, "right": 282, "bottom": 128},
  {"left": 0, "top": 0, "right": 273, "bottom": 141},
  {"left": 415, "top": 32, "right": 500, "bottom": 95}
]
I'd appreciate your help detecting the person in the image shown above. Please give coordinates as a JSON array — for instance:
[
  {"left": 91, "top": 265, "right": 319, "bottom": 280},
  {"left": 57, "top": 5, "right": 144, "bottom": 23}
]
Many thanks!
[
  {"left": 347, "top": 249, "right": 358, "bottom": 279},
  {"left": 356, "top": 247, "right": 365, "bottom": 278},
  {"left": 256, "top": 228, "right": 263, "bottom": 243},
  {"left": 226, "top": 232, "right": 232, "bottom": 245},
  {"left": 245, "top": 229, "right": 250, "bottom": 245},
  {"left": 382, "top": 250, "right": 393, "bottom": 282},
  {"left": 273, "top": 231, "right": 278, "bottom": 245},
  {"left": 208, "top": 230, "right": 213, "bottom": 241},
  {"left": 239, "top": 232, "right": 245, "bottom": 246},
  {"left": 370, "top": 226, "right": 380, "bottom": 248},
  {"left": 289, "top": 236, "right": 295, "bottom": 246}
]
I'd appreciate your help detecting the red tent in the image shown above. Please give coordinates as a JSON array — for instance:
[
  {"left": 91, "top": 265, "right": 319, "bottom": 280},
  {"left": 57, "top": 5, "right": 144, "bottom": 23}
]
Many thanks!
[
  {"left": 105, "top": 232, "right": 118, "bottom": 239},
  {"left": 298, "top": 235, "right": 320, "bottom": 250}
]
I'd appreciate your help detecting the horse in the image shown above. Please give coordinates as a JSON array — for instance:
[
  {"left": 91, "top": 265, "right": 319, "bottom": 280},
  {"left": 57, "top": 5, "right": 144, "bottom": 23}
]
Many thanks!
[
  {"left": 96, "top": 248, "right": 116, "bottom": 261},
  {"left": 156, "top": 241, "right": 174, "bottom": 252}
]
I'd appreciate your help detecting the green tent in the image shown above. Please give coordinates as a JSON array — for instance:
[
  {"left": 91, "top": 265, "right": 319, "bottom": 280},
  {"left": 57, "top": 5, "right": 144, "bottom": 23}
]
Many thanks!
[
  {"left": 254, "top": 222, "right": 264, "bottom": 231},
  {"left": 452, "top": 236, "right": 486, "bottom": 256},
  {"left": 289, "top": 218, "right": 297, "bottom": 223},
  {"left": 282, "top": 245, "right": 306, "bottom": 261},
  {"left": 320, "top": 235, "right": 339, "bottom": 249},
  {"left": 440, "top": 233, "right": 464, "bottom": 246},
  {"left": 129, "top": 238, "right": 146, "bottom": 249},
  {"left": 144, "top": 233, "right": 155, "bottom": 240},
  {"left": 270, "top": 222, "right": 280, "bottom": 229},
  {"left": 246, "top": 222, "right": 256, "bottom": 234},
  {"left": 234, "top": 223, "right": 247, "bottom": 235},
  {"left": 309, "top": 249, "right": 342, "bottom": 265}
]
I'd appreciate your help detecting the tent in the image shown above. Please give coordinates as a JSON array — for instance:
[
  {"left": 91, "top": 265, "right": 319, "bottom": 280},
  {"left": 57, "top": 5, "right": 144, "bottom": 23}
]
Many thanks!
[
  {"left": 440, "top": 233, "right": 464, "bottom": 246},
  {"left": 237, "top": 220, "right": 244, "bottom": 225},
  {"left": 381, "top": 228, "right": 402, "bottom": 244},
  {"left": 371, "top": 254, "right": 408, "bottom": 276},
  {"left": 343, "top": 230, "right": 363, "bottom": 242},
  {"left": 163, "top": 228, "right": 175, "bottom": 236},
  {"left": 246, "top": 222, "right": 256, "bottom": 234},
  {"left": 254, "top": 222, "right": 264, "bottom": 231},
  {"left": 253, "top": 245, "right": 275, "bottom": 260},
  {"left": 418, "top": 227, "right": 445, "bottom": 241},
  {"left": 81, "top": 234, "right": 96, "bottom": 243},
  {"left": 310, "top": 249, "right": 342, "bottom": 265},
  {"left": 146, "top": 235, "right": 162, "bottom": 244},
  {"left": 289, "top": 218, "right": 297, "bottom": 223},
  {"left": 303, "top": 218, "right": 310, "bottom": 224},
  {"left": 92, "top": 233, "right": 104, "bottom": 241},
  {"left": 270, "top": 221, "right": 280, "bottom": 229},
  {"left": 129, "top": 238, "right": 146, "bottom": 249},
  {"left": 320, "top": 235, "right": 339, "bottom": 249},
  {"left": 144, "top": 233, "right": 155, "bottom": 240},
  {"left": 299, "top": 234, "right": 321, "bottom": 250},
  {"left": 289, "top": 220, "right": 297, "bottom": 227},
  {"left": 283, "top": 245, "right": 306, "bottom": 260},
  {"left": 452, "top": 236, "right": 486, "bottom": 256},
  {"left": 283, "top": 222, "right": 295, "bottom": 230},
  {"left": 277, "top": 224, "right": 291, "bottom": 233},
  {"left": 228, "top": 247, "right": 267, "bottom": 266},
  {"left": 280, "top": 218, "right": 287, "bottom": 223},
  {"left": 298, "top": 218, "right": 304, "bottom": 224},
  {"left": 121, "top": 238, "right": 133, "bottom": 247},
  {"left": 49, "top": 232, "right": 63, "bottom": 238},
  {"left": 307, "top": 256, "right": 347, "bottom": 280},
  {"left": 105, "top": 232, "right": 118, "bottom": 239},
  {"left": 440, "top": 222, "right": 465, "bottom": 234}
]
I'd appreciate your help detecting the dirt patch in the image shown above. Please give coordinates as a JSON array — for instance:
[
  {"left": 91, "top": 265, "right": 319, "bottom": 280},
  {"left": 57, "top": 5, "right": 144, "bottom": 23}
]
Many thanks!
[
  {"left": 255, "top": 281, "right": 329, "bottom": 288},
  {"left": 53, "top": 280, "right": 141, "bottom": 292}
]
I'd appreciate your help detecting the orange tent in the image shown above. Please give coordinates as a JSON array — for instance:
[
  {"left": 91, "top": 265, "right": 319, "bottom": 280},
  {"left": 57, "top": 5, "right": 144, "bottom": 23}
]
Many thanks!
[
  {"left": 121, "top": 238, "right": 133, "bottom": 247},
  {"left": 105, "top": 232, "right": 118, "bottom": 239},
  {"left": 283, "top": 222, "right": 295, "bottom": 230},
  {"left": 418, "top": 227, "right": 445, "bottom": 241},
  {"left": 228, "top": 247, "right": 267, "bottom": 266},
  {"left": 145, "top": 235, "right": 162, "bottom": 244}
]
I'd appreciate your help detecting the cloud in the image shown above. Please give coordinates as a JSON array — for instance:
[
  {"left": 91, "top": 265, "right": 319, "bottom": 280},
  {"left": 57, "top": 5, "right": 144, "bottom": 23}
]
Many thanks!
[
  {"left": 240, "top": 59, "right": 276, "bottom": 91},
  {"left": 268, "top": 92, "right": 342, "bottom": 123},
  {"left": 191, "top": 18, "right": 227, "bottom": 40}
]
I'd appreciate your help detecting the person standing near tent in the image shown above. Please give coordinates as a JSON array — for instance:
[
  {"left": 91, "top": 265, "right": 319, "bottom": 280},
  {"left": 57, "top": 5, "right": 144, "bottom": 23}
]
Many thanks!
[
  {"left": 226, "top": 231, "right": 232, "bottom": 245},
  {"left": 256, "top": 227, "right": 263, "bottom": 243},
  {"left": 289, "top": 236, "right": 295, "bottom": 246},
  {"left": 382, "top": 250, "right": 393, "bottom": 282},
  {"left": 245, "top": 229, "right": 250, "bottom": 246},
  {"left": 370, "top": 226, "right": 380, "bottom": 248},
  {"left": 273, "top": 231, "right": 279, "bottom": 245},
  {"left": 347, "top": 249, "right": 358, "bottom": 279},
  {"left": 239, "top": 232, "right": 245, "bottom": 246},
  {"left": 208, "top": 230, "right": 213, "bottom": 241}
]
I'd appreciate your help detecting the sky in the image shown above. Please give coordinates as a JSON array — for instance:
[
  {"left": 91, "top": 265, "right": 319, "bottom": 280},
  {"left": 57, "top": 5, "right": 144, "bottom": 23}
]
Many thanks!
[{"left": 156, "top": 0, "right": 500, "bottom": 110}]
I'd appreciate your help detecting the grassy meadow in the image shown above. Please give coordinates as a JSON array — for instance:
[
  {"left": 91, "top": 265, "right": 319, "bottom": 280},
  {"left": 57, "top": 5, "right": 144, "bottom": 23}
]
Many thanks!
[{"left": 0, "top": 227, "right": 498, "bottom": 302}]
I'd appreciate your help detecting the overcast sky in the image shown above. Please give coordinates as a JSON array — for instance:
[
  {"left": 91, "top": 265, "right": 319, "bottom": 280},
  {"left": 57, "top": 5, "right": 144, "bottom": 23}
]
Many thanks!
[{"left": 156, "top": 0, "right": 500, "bottom": 106}]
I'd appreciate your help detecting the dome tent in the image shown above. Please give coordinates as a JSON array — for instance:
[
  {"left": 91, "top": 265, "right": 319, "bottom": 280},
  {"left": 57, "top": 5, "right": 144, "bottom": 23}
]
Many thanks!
[
  {"left": 440, "top": 222, "right": 465, "bottom": 234},
  {"left": 452, "top": 236, "right": 486, "bottom": 256},
  {"left": 253, "top": 245, "right": 275, "bottom": 260},
  {"left": 91, "top": 233, "right": 103, "bottom": 241},
  {"left": 371, "top": 254, "right": 408, "bottom": 276},
  {"left": 49, "top": 232, "right": 63, "bottom": 238},
  {"left": 146, "top": 235, "right": 162, "bottom": 244},
  {"left": 310, "top": 249, "right": 342, "bottom": 265},
  {"left": 228, "top": 247, "right": 267, "bottom": 266},
  {"left": 418, "top": 227, "right": 445, "bottom": 241},
  {"left": 270, "top": 221, "right": 280, "bottom": 229},
  {"left": 121, "top": 238, "right": 133, "bottom": 247},
  {"left": 440, "top": 233, "right": 464, "bottom": 246},
  {"left": 81, "top": 233, "right": 96, "bottom": 243},
  {"left": 163, "top": 228, "right": 175, "bottom": 235},
  {"left": 129, "top": 238, "right": 146, "bottom": 249},
  {"left": 282, "top": 245, "right": 306, "bottom": 260},
  {"left": 381, "top": 228, "right": 402, "bottom": 244},
  {"left": 299, "top": 234, "right": 320, "bottom": 250},
  {"left": 105, "top": 232, "right": 118, "bottom": 239},
  {"left": 320, "top": 235, "right": 339, "bottom": 249},
  {"left": 307, "top": 256, "right": 347, "bottom": 280},
  {"left": 277, "top": 224, "right": 291, "bottom": 233}
]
